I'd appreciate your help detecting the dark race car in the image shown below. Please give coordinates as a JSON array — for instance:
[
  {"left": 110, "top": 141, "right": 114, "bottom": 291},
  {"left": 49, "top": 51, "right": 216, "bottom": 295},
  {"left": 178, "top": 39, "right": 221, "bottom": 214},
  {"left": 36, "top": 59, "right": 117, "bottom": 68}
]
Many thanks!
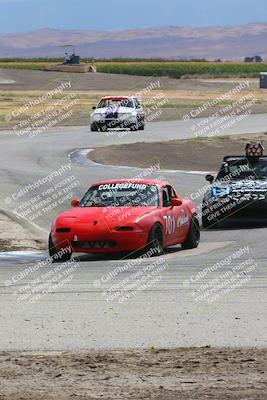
[{"left": 202, "top": 142, "right": 267, "bottom": 228}]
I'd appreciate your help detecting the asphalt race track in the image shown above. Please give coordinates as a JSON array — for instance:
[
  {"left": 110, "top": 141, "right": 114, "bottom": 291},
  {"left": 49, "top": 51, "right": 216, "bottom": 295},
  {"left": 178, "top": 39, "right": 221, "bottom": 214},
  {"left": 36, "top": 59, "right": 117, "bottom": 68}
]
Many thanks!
[{"left": 0, "top": 115, "right": 267, "bottom": 351}]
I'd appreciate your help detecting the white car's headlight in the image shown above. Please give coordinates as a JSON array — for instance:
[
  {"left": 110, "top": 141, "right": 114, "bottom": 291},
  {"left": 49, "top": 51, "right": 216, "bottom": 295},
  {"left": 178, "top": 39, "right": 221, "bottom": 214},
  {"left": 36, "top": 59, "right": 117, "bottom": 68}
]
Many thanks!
[
  {"left": 93, "top": 113, "right": 102, "bottom": 121},
  {"left": 120, "top": 113, "right": 133, "bottom": 119}
]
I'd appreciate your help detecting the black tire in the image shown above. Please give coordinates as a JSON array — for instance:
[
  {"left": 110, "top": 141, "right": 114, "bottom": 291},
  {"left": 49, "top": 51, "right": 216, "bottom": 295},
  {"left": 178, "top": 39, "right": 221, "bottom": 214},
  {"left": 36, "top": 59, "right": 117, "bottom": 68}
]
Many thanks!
[
  {"left": 130, "top": 124, "right": 138, "bottom": 131},
  {"left": 48, "top": 234, "right": 72, "bottom": 263},
  {"left": 138, "top": 123, "right": 145, "bottom": 130},
  {"left": 147, "top": 223, "right": 164, "bottom": 256},
  {"left": 100, "top": 125, "right": 107, "bottom": 132},
  {"left": 90, "top": 123, "right": 98, "bottom": 132},
  {"left": 181, "top": 216, "right": 200, "bottom": 250}
]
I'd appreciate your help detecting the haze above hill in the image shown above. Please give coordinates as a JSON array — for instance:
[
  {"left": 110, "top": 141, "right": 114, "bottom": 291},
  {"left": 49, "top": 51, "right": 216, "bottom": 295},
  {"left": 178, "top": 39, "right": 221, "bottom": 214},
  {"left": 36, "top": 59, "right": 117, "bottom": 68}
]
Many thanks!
[{"left": 1, "top": 24, "right": 267, "bottom": 60}]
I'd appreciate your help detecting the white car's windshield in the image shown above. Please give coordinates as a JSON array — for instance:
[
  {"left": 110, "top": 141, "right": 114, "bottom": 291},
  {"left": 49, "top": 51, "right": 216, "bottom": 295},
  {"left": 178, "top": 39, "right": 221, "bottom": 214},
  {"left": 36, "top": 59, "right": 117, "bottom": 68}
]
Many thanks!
[
  {"left": 97, "top": 99, "right": 134, "bottom": 108},
  {"left": 80, "top": 183, "right": 159, "bottom": 207}
]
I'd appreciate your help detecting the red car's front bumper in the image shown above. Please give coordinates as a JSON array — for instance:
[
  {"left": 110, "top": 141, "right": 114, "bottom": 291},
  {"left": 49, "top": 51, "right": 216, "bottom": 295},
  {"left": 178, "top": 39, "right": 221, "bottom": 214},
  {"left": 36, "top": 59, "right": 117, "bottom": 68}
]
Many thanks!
[{"left": 51, "top": 224, "right": 148, "bottom": 253}]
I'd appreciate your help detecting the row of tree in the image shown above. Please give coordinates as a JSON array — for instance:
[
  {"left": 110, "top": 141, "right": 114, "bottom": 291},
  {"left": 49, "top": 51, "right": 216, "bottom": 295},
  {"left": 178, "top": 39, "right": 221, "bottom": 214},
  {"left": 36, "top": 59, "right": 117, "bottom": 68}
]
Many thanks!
[{"left": 244, "top": 56, "right": 263, "bottom": 63}]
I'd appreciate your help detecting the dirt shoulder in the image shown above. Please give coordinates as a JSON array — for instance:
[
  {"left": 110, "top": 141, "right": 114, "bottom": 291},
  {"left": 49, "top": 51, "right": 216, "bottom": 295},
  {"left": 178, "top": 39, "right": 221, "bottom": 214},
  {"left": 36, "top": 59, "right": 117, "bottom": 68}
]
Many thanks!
[
  {"left": 0, "top": 347, "right": 266, "bottom": 400},
  {"left": 89, "top": 134, "right": 267, "bottom": 172},
  {"left": 0, "top": 213, "right": 44, "bottom": 252}
]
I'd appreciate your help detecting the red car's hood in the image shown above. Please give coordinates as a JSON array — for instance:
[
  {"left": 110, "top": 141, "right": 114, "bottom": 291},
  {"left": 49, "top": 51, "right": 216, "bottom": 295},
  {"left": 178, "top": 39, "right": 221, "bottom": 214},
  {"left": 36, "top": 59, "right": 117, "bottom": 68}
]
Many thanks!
[{"left": 55, "top": 206, "right": 157, "bottom": 227}]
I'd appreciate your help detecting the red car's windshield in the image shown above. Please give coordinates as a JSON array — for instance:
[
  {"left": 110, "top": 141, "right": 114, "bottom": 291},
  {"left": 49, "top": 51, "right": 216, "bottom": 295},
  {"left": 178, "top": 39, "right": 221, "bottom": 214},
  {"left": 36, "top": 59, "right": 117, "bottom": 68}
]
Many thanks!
[{"left": 80, "top": 183, "right": 159, "bottom": 207}]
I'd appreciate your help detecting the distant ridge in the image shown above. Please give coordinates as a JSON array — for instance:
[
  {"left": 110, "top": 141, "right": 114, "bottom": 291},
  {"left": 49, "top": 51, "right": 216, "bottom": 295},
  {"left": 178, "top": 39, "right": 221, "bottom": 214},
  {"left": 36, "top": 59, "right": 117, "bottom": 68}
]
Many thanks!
[{"left": 1, "top": 24, "right": 267, "bottom": 60}]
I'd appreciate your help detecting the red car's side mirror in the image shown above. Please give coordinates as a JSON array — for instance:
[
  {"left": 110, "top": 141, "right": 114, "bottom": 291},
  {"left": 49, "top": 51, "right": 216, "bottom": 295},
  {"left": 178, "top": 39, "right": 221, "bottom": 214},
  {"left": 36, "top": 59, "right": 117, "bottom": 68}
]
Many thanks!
[
  {"left": 171, "top": 198, "right": 183, "bottom": 207},
  {"left": 71, "top": 199, "right": 80, "bottom": 207}
]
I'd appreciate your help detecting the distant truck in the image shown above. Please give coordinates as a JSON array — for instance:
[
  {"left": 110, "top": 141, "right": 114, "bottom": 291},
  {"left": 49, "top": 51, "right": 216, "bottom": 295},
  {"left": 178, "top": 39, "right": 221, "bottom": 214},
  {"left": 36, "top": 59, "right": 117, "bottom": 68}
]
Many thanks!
[{"left": 64, "top": 52, "right": 80, "bottom": 65}]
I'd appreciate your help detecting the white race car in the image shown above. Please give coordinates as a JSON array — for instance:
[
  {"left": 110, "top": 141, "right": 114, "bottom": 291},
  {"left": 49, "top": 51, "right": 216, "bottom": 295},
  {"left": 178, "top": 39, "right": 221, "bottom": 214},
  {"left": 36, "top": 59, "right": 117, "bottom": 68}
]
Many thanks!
[{"left": 90, "top": 96, "right": 145, "bottom": 132}]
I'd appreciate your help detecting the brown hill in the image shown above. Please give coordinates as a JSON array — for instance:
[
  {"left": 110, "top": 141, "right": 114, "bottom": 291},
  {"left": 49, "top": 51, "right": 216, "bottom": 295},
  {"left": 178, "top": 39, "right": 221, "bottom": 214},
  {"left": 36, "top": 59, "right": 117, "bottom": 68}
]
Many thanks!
[{"left": 1, "top": 24, "right": 267, "bottom": 59}]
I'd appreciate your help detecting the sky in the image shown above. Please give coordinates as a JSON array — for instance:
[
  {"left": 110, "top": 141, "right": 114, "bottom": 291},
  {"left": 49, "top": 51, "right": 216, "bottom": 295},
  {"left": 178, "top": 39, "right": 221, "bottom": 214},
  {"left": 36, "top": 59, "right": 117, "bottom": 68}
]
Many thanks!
[{"left": 0, "top": 0, "right": 267, "bottom": 33}]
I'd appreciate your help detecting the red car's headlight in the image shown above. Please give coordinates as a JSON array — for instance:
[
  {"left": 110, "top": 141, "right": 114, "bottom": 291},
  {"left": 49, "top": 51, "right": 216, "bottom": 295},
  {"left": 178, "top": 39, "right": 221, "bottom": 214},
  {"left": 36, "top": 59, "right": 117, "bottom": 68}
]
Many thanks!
[
  {"left": 114, "top": 226, "right": 134, "bottom": 231},
  {"left": 56, "top": 228, "right": 71, "bottom": 232}
]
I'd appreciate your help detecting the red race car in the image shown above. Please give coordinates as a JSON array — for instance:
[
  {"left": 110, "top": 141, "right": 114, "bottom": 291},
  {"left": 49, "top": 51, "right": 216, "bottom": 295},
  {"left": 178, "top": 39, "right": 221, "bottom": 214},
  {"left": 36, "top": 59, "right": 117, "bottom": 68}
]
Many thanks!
[{"left": 49, "top": 179, "right": 200, "bottom": 262}]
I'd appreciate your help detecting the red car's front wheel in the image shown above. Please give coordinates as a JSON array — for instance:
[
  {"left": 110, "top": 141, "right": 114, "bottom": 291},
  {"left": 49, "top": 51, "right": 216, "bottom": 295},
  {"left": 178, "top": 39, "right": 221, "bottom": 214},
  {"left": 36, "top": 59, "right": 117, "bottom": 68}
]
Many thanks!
[
  {"left": 181, "top": 216, "right": 200, "bottom": 250},
  {"left": 48, "top": 234, "right": 72, "bottom": 263},
  {"left": 147, "top": 223, "right": 164, "bottom": 256}
]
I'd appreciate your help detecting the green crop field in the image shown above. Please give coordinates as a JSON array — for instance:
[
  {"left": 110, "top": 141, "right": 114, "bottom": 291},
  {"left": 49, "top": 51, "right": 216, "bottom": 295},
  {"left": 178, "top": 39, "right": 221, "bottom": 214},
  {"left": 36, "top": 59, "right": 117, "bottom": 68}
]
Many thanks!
[
  {"left": 0, "top": 60, "right": 266, "bottom": 78},
  {"left": 96, "top": 61, "right": 267, "bottom": 78}
]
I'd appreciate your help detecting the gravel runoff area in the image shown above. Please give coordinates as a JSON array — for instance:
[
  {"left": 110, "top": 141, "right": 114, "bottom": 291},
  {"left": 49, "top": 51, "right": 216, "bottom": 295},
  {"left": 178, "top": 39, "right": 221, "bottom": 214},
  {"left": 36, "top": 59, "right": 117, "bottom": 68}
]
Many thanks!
[
  {"left": 1, "top": 69, "right": 267, "bottom": 129},
  {"left": 0, "top": 348, "right": 266, "bottom": 399},
  {"left": 0, "top": 213, "right": 44, "bottom": 252},
  {"left": 89, "top": 134, "right": 267, "bottom": 172},
  {"left": 0, "top": 68, "right": 259, "bottom": 91}
]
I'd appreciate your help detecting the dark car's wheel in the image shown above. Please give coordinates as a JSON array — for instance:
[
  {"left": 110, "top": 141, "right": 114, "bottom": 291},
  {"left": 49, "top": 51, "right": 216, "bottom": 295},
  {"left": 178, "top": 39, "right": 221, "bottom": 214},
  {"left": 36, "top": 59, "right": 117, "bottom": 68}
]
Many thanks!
[
  {"left": 90, "top": 123, "right": 98, "bottom": 132},
  {"left": 130, "top": 124, "right": 138, "bottom": 131},
  {"left": 147, "top": 223, "right": 164, "bottom": 256},
  {"left": 138, "top": 123, "right": 145, "bottom": 130},
  {"left": 181, "top": 216, "right": 200, "bottom": 250},
  {"left": 100, "top": 125, "right": 107, "bottom": 132},
  {"left": 48, "top": 234, "right": 72, "bottom": 263}
]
